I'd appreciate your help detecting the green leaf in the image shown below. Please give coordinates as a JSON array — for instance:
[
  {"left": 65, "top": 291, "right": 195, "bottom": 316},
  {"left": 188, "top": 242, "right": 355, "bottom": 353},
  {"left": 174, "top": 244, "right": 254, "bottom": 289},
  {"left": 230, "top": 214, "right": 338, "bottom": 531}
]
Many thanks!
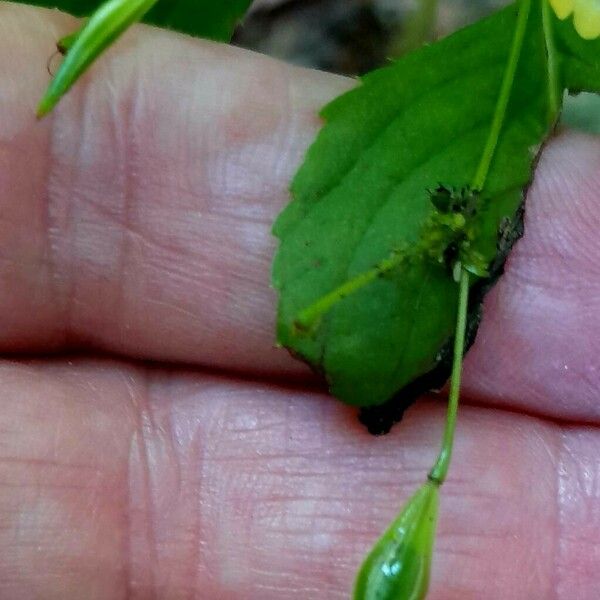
[
  {"left": 10, "top": 0, "right": 253, "bottom": 41},
  {"left": 145, "top": 0, "right": 253, "bottom": 41},
  {"left": 553, "top": 9, "right": 600, "bottom": 91},
  {"left": 272, "top": 0, "right": 600, "bottom": 412}
]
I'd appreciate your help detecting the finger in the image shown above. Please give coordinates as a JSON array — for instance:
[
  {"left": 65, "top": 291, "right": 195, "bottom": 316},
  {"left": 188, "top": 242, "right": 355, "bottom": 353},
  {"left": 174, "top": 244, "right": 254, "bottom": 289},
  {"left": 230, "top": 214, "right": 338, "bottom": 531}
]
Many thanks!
[
  {"left": 0, "top": 4, "right": 350, "bottom": 375},
  {"left": 0, "top": 358, "right": 597, "bottom": 599},
  {"left": 463, "top": 132, "right": 600, "bottom": 421},
  {"left": 1, "top": 6, "right": 600, "bottom": 422}
]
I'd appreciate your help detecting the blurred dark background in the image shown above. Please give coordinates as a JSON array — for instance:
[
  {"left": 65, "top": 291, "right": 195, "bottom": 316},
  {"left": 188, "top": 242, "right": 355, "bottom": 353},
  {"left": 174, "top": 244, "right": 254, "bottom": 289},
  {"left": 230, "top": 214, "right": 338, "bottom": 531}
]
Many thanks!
[
  {"left": 233, "top": 0, "right": 600, "bottom": 131},
  {"left": 235, "top": 0, "right": 507, "bottom": 76}
]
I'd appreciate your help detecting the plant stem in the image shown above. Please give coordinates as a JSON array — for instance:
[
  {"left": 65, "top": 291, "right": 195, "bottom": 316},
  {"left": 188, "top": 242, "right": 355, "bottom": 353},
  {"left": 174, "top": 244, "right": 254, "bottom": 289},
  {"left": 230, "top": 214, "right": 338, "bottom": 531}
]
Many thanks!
[
  {"left": 428, "top": 267, "right": 470, "bottom": 485},
  {"left": 472, "top": 0, "right": 532, "bottom": 191},
  {"left": 428, "top": 0, "right": 538, "bottom": 493},
  {"left": 542, "top": 0, "right": 561, "bottom": 121}
]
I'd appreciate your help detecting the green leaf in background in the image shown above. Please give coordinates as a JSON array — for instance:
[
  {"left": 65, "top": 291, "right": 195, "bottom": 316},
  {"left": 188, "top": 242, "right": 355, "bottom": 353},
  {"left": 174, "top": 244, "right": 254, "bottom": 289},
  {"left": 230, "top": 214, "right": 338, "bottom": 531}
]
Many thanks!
[
  {"left": 272, "top": 0, "right": 600, "bottom": 419},
  {"left": 145, "top": 0, "right": 254, "bottom": 41},
  {"left": 10, "top": 0, "right": 254, "bottom": 41}
]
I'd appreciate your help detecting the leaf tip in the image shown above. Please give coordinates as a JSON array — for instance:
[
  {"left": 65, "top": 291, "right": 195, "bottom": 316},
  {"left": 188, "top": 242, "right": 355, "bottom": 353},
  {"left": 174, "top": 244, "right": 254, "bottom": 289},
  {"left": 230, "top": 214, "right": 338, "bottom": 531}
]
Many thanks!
[{"left": 36, "top": 92, "right": 57, "bottom": 119}]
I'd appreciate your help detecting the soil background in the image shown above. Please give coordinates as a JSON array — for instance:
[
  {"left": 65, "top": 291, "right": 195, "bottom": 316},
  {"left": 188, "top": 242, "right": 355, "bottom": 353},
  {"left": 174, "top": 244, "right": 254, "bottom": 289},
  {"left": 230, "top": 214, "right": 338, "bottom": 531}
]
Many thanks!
[
  {"left": 234, "top": 1, "right": 600, "bottom": 134},
  {"left": 235, "top": 0, "right": 508, "bottom": 76}
]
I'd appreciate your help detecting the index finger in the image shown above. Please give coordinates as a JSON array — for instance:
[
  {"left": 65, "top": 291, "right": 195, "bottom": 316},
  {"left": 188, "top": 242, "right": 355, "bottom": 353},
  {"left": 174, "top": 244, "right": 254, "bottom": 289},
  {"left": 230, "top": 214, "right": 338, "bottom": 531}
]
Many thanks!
[
  {"left": 1, "top": 4, "right": 600, "bottom": 424},
  {"left": 0, "top": 3, "right": 350, "bottom": 375}
]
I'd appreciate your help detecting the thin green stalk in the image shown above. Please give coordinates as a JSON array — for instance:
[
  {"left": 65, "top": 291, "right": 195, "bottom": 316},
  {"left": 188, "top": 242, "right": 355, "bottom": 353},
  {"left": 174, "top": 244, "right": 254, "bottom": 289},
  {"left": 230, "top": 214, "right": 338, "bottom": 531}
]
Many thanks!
[
  {"left": 352, "top": 268, "right": 469, "bottom": 600},
  {"left": 542, "top": 0, "right": 561, "bottom": 121},
  {"left": 434, "top": 0, "right": 535, "bottom": 480},
  {"left": 428, "top": 268, "right": 470, "bottom": 485},
  {"left": 472, "top": 0, "right": 532, "bottom": 191}
]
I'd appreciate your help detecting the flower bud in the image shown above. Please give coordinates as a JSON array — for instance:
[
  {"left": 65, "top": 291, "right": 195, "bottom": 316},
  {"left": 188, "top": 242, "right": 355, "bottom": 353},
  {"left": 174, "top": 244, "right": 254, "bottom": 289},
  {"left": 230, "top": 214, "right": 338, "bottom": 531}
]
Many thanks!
[{"left": 353, "top": 481, "right": 439, "bottom": 600}]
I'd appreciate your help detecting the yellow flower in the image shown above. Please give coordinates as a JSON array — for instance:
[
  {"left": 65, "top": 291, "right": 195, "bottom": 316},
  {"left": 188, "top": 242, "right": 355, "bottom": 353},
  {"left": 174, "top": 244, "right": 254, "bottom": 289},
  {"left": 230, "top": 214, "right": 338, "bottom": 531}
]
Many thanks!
[{"left": 549, "top": 0, "right": 600, "bottom": 39}]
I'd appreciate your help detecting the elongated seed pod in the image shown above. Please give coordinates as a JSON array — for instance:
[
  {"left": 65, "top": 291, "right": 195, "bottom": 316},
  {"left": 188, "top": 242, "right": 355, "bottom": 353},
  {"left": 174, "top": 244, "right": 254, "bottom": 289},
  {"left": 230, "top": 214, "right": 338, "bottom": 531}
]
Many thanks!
[{"left": 353, "top": 482, "right": 439, "bottom": 600}]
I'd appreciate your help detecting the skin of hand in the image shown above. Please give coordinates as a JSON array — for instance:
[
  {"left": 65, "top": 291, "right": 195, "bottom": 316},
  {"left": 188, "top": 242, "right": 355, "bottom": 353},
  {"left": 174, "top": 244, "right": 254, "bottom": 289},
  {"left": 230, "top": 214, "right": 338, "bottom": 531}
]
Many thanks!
[{"left": 0, "top": 4, "right": 599, "bottom": 599}]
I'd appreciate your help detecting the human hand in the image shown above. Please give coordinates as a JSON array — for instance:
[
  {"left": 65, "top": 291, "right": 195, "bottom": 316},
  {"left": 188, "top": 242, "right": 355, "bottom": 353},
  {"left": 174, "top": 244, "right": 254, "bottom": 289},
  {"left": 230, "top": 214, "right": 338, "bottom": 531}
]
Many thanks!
[{"left": 0, "top": 5, "right": 599, "bottom": 598}]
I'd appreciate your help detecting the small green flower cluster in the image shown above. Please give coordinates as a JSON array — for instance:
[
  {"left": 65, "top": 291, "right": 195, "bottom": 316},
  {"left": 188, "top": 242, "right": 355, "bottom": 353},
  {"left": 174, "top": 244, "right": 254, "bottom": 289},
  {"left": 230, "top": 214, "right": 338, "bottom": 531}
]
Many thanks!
[
  {"left": 418, "top": 186, "right": 489, "bottom": 281},
  {"left": 293, "top": 184, "right": 490, "bottom": 335}
]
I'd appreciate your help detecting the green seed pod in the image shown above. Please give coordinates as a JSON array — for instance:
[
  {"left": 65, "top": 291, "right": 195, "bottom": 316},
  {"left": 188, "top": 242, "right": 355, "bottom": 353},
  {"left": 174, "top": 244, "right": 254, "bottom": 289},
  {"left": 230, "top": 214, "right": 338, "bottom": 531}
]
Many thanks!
[
  {"left": 38, "top": 0, "right": 159, "bottom": 117},
  {"left": 353, "top": 481, "right": 439, "bottom": 600}
]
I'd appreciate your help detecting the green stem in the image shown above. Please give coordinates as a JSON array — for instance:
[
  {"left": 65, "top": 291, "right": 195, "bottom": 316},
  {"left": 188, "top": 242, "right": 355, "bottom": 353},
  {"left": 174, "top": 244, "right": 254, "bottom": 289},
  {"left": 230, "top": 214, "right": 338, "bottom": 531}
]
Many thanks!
[
  {"left": 428, "top": 268, "right": 470, "bottom": 485},
  {"left": 428, "top": 0, "right": 537, "bottom": 492},
  {"left": 542, "top": 0, "right": 561, "bottom": 121},
  {"left": 472, "top": 0, "right": 532, "bottom": 191}
]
